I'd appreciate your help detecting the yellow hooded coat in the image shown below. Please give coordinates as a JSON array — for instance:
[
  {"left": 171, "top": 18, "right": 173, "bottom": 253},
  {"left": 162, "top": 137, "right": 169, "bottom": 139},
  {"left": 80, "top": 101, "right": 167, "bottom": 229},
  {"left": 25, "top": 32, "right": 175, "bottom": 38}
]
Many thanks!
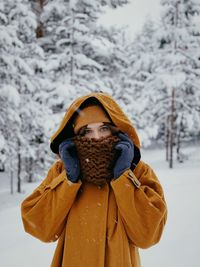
[{"left": 21, "top": 92, "right": 167, "bottom": 267}]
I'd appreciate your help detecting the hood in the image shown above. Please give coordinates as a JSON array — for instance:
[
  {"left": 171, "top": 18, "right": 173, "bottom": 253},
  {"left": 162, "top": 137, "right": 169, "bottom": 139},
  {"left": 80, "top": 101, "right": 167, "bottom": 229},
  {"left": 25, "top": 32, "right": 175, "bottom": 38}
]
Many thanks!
[{"left": 50, "top": 92, "right": 140, "bottom": 154}]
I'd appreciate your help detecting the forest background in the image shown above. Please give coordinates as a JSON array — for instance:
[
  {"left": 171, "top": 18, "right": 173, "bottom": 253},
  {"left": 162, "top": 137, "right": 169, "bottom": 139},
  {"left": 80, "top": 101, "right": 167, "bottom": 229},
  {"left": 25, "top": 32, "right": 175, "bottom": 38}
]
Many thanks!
[{"left": 0, "top": 0, "right": 200, "bottom": 193}]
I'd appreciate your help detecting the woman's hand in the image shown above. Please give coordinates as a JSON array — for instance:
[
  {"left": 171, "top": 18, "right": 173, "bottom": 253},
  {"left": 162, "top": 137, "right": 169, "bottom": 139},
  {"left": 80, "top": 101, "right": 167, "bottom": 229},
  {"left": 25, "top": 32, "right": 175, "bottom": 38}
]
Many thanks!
[
  {"left": 59, "top": 139, "right": 80, "bottom": 183},
  {"left": 113, "top": 133, "right": 135, "bottom": 179}
]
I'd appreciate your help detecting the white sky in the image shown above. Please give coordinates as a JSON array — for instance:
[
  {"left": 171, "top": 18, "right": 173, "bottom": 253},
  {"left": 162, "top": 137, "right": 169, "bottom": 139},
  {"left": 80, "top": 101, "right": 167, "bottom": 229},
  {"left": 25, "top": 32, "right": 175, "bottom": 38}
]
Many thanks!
[{"left": 99, "top": 0, "right": 161, "bottom": 38}]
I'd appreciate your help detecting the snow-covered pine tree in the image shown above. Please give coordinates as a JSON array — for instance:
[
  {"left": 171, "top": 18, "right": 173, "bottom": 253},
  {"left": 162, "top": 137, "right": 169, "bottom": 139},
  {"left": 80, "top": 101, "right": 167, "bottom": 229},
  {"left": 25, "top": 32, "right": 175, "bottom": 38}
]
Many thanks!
[
  {"left": 1, "top": 0, "right": 130, "bottom": 191},
  {"left": 91, "top": 25, "right": 129, "bottom": 96},
  {"left": 38, "top": 0, "right": 129, "bottom": 110},
  {"left": 0, "top": 0, "right": 51, "bottom": 191},
  {"left": 154, "top": 0, "right": 200, "bottom": 167},
  {"left": 0, "top": 0, "right": 32, "bottom": 192},
  {"left": 68, "top": 0, "right": 129, "bottom": 95},
  {"left": 0, "top": 85, "right": 21, "bottom": 180},
  {"left": 120, "top": 19, "right": 159, "bottom": 146},
  {"left": 13, "top": 0, "right": 53, "bottom": 183},
  {"left": 27, "top": 0, "right": 129, "bottom": 150}
]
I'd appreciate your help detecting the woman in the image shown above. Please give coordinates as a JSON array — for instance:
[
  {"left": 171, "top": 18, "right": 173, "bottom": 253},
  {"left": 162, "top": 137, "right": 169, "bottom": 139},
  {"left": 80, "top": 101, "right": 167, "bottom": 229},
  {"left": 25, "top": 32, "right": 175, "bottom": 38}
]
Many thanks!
[{"left": 21, "top": 92, "right": 167, "bottom": 267}]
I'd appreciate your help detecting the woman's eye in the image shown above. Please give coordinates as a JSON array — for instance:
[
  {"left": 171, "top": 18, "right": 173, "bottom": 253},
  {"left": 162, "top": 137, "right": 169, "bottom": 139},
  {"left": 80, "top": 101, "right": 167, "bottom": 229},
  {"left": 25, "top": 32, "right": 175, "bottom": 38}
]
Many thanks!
[
  {"left": 85, "top": 129, "right": 91, "bottom": 134},
  {"left": 100, "top": 126, "right": 110, "bottom": 132},
  {"left": 80, "top": 129, "right": 92, "bottom": 136},
  {"left": 79, "top": 128, "right": 90, "bottom": 136}
]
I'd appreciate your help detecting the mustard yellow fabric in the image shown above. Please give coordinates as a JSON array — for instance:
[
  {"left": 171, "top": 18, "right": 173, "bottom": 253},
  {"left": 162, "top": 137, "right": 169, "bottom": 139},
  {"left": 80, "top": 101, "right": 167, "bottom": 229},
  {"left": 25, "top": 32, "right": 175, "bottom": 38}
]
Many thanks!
[
  {"left": 21, "top": 92, "right": 167, "bottom": 267},
  {"left": 50, "top": 92, "right": 141, "bottom": 153},
  {"left": 73, "top": 105, "right": 111, "bottom": 134}
]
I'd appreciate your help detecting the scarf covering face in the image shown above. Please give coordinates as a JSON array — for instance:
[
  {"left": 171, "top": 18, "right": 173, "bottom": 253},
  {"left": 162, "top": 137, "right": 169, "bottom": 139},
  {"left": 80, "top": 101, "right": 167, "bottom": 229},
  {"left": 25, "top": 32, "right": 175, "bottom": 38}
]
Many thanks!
[{"left": 73, "top": 135, "right": 120, "bottom": 186}]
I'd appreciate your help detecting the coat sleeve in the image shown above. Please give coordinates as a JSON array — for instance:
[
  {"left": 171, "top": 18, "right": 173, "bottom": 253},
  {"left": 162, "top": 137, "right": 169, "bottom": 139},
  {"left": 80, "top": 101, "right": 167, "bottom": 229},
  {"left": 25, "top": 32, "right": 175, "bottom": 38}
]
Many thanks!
[
  {"left": 21, "top": 160, "right": 81, "bottom": 243},
  {"left": 111, "top": 161, "right": 167, "bottom": 249}
]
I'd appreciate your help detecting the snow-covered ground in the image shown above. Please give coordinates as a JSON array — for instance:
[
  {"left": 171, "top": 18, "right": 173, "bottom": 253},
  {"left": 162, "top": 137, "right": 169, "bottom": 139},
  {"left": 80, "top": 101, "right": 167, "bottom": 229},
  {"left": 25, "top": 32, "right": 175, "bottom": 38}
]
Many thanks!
[
  {"left": 0, "top": 145, "right": 199, "bottom": 267},
  {"left": 141, "top": 145, "right": 200, "bottom": 267}
]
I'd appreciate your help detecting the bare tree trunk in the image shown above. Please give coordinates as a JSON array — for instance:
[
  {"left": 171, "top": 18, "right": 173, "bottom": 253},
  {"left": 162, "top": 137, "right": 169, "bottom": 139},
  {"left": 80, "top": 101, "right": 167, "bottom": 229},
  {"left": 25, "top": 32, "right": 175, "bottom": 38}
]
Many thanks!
[
  {"left": 0, "top": 163, "right": 5, "bottom": 172},
  {"left": 169, "top": 1, "right": 179, "bottom": 167},
  {"left": 17, "top": 139, "right": 21, "bottom": 193},
  {"left": 36, "top": 22, "right": 44, "bottom": 38},
  {"left": 28, "top": 157, "right": 33, "bottom": 183},
  {"left": 31, "top": 0, "right": 45, "bottom": 38},
  {"left": 169, "top": 89, "right": 176, "bottom": 168},
  {"left": 165, "top": 115, "right": 170, "bottom": 161},
  {"left": 176, "top": 114, "right": 183, "bottom": 162},
  {"left": 10, "top": 158, "right": 14, "bottom": 194},
  {"left": 176, "top": 129, "right": 181, "bottom": 162}
]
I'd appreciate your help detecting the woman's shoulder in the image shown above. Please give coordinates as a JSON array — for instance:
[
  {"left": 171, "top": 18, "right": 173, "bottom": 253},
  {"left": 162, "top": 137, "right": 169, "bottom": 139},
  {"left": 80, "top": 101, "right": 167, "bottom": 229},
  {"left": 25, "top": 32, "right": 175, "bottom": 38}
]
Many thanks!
[
  {"left": 50, "top": 159, "right": 65, "bottom": 175},
  {"left": 133, "top": 160, "right": 154, "bottom": 176}
]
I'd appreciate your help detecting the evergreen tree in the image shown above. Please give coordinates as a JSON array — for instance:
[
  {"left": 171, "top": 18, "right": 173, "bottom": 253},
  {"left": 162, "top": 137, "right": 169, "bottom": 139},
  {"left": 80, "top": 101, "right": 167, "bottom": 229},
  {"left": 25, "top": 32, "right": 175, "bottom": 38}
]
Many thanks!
[
  {"left": 0, "top": 0, "right": 34, "bottom": 191},
  {"left": 0, "top": 0, "right": 51, "bottom": 191},
  {"left": 38, "top": 0, "right": 129, "bottom": 108},
  {"left": 150, "top": 0, "right": 200, "bottom": 166},
  {"left": 0, "top": 0, "right": 130, "bottom": 192},
  {"left": 119, "top": 19, "right": 159, "bottom": 145}
]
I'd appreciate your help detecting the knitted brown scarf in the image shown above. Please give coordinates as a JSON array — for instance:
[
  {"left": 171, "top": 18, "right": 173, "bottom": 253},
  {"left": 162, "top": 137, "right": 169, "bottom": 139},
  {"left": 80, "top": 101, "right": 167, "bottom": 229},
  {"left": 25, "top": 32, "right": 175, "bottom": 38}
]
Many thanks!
[{"left": 73, "top": 135, "right": 120, "bottom": 186}]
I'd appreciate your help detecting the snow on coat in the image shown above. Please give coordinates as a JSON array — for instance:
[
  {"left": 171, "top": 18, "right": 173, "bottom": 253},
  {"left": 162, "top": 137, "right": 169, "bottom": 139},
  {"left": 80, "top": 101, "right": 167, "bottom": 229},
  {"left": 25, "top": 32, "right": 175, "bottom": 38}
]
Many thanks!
[{"left": 21, "top": 92, "right": 167, "bottom": 267}]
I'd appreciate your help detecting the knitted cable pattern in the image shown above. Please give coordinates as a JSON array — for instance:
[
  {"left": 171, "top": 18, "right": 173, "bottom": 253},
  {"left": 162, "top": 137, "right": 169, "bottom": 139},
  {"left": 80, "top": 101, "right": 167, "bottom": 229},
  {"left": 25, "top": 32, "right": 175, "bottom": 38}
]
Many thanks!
[{"left": 73, "top": 135, "right": 119, "bottom": 186}]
